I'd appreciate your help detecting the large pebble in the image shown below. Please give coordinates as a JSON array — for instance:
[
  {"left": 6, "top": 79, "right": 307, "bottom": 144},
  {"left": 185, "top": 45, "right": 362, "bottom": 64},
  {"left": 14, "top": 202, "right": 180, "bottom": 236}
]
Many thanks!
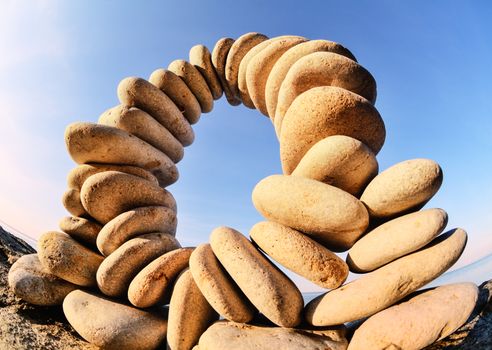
[
  {"left": 279, "top": 86, "right": 385, "bottom": 174},
  {"left": 210, "top": 226, "right": 303, "bottom": 327},
  {"left": 63, "top": 290, "right": 167, "bottom": 350},
  {"left": 349, "top": 283, "right": 478, "bottom": 350},
  {"left": 252, "top": 175, "right": 369, "bottom": 251},
  {"left": 347, "top": 208, "right": 448, "bottom": 272},
  {"left": 8, "top": 254, "right": 78, "bottom": 306},
  {"left": 189, "top": 44, "right": 223, "bottom": 100},
  {"left": 38, "top": 231, "right": 104, "bottom": 287},
  {"left": 61, "top": 188, "right": 87, "bottom": 217},
  {"left": 360, "top": 158, "right": 443, "bottom": 219},
  {"left": 305, "top": 228, "right": 467, "bottom": 326},
  {"left": 211, "top": 37, "right": 240, "bottom": 105},
  {"left": 59, "top": 216, "right": 102, "bottom": 246}
]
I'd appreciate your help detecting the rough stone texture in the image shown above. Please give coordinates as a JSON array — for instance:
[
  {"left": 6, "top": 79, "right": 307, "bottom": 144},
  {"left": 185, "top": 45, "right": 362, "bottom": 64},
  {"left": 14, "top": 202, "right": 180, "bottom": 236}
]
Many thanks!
[{"left": 59, "top": 216, "right": 101, "bottom": 246}]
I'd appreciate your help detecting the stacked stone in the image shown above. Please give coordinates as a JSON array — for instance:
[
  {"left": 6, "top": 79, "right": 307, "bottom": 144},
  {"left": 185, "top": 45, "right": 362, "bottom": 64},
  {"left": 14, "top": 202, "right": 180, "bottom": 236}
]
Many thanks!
[{"left": 8, "top": 32, "right": 478, "bottom": 350}]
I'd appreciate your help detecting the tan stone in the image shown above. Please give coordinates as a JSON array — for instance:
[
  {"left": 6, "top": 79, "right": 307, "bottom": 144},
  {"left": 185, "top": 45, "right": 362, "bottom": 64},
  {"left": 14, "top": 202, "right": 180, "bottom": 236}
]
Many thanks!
[
  {"left": 347, "top": 208, "right": 448, "bottom": 272},
  {"left": 211, "top": 37, "right": 241, "bottom": 106},
  {"left": 99, "top": 105, "right": 184, "bottom": 163},
  {"left": 279, "top": 86, "right": 385, "bottom": 174},
  {"left": 360, "top": 158, "right": 443, "bottom": 219},
  {"left": 168, "top": 60, "right": 213, "bottom": 113},
  {"left": 305, "top": 228, "right": 468, "bottom": 326},
  {"left": 189, "top": 243, "right": 255, "bottom": 323},
  {"left": 252, "top": 175, "right": 369, "bottom": 251},
  {"left": 265, "top": 39, "right": 357, "bottom": 119},
  {"left": 348, "top": 283, "right": 479, "bottom": 350},
  {"left": 65, "top": 122, "right": 178, "bottom": 187},
  {"left": 62, "top": 188, "right": 87, "bottom": 217},
  {"left": 274, "top": 52, "right": 377, "bottom": 136},
  {"left": 96, "top": 232, "right": 180, "bottom": 297},
  {"left": 168, "top": 268, "right": 218, "bottom": 350},
  {"left": 210, "top": 226, "right": 303, "bottom": 327},
  {"left": 128, "top": 248, "right": 193, "bottom": 308},
  {"left": 97, "top": 206, "right": 177, "bottom": 256},
  {"left": 63, "top": 290, "right": 167, "bottom": 350},
  {"left": 250, "top": 221, "right": 348, "bottom": 289},
  {"left": 80, "top": 171, "right": 176, "bottom": 224},
  {"left": 38, "top": 231, "right": 104, "bottom": 287},
  {"left": 149, "top": 68, "right": 201, "bottom": 124},
  {"left": 8, "top": 254, "right": 78, "bottom": 306},
  {"left": 190, "top": 44, "right": 223, "bottom": 100},
  {"left": 59, "top": 216, "right": 102, "bottom": 246},
  {"left": 292, "top": 135, "right": 378, "bottom": 196}
]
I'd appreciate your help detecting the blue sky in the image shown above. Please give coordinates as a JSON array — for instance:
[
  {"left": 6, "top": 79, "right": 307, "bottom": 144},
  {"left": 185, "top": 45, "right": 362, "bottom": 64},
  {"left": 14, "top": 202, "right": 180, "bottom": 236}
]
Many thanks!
[{"left": 0, "top": 1, "right": 491, "bottom": 291}]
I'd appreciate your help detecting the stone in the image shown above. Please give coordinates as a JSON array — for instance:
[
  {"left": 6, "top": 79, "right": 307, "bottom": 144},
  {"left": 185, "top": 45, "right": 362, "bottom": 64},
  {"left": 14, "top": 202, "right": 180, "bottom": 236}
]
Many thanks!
[
  {"left": 99, "top": 105, "right": 184, "bottom": 163},
  {"left": 347, "top": 208, "right": 448, "bottom": 272},
  {"left": 96, "top": 232, "right": 180, "bottom": 297},
  {"left": 211, "top": 37, "right": 241, "bottom": 106},
  {"left": 189, "top": 44, "right": 223, "bottom": 100},
  {"left": 210, "top": 226, "right": 303, "bottom": 327},
  {"left": 128, "top": 247, "right": 194, "bottom": 308},
  {"left": 305, "top": 228, "right": 467, "bottom": 326},
  {"left": 63, "top": 290, "right": 167, "bottom": 350},
  {"left": 59, "top": 216, "right": 102, "bottom": 246},
  {"left": 189, "top": 243, "right": 255, "bottom": 323},
  {"left": 250, "top": 221, "right": 348, "bottom": 289},
  {"left": 274, "top": 51, "right": 377, "bottom": 136},
  {"left": 117, "top": 76, "right": 194, "bottom": 146},
  {"left": 279, "top": 86, "right": 386, "bottom": 174},
  {"left": 252, "top": 175, "right": 369, "bottom": 251},
  {"left": 80, "top": 171, "right": 176, "bottom": 224},
  {"left": 65, "top": 122, "right": 178, "bottom": 187},
  {"left": 38, "top": 231, "right": 104, "bottom": 287},
  {"left": 149, "top": 68, "right": 201, "bottom": 124},
  {"left": 292, "top": 135, "right": 378, "bottom": 196},
  {"left": 360, "top": 158, "right": 443, "bottom": 219},
  {"left": 97, "top": 206, "right": 177, "bottom": 256},
  {"left": 265, "top": 39, "right": 357, "bottom": 119},
  {"left": 62, "top": 188, "right": 87, "bottom": 217},
  {"left": 349, "top": 283, "right": 479, "bottom": 350},
  {"left": 168, "top": 60, "right": 213, "bottom": 113},
  {"left": 167, "top": 268, "right": 218, "bottom": 350},
  {"left": 8, "top": 254, "right": 78, "bottom": 306}
]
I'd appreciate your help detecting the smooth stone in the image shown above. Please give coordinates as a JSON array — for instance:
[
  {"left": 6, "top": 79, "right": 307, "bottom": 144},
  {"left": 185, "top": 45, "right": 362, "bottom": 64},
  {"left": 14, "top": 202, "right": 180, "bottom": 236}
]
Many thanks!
[
  {"left": 265, "top": 39, "right": 357, "bottom": 119},
  {"left": 59, "top": 216, "right": 102, "bottom": 246},
  {"left": 168, "top": 59, "right": 213, "bottom": 113},
  {"left": 65, "top": 122, "right": 178, "bottom": 187},
  {"left": 305, "top": 228, "right": 468, "bottom": 326},
  {"left": 211, "top": 37, "right": 241, "bottom": 106},
  {"left": 80, "top": 171, "right": 176, "bottom": 224},
  {"left": 99, "top": 105, "right": 184, "bottom": 163},
  {"left": 360, "top": 158, "right": 443, "bottom": 219},
  {"left": 117, "top": 77, "right": 194, "bottom": 146},
  {"left": 347, "top": 208, "right": 448, "bottom": 272},
  {"left": 250, "top": 221, "right": 348, "bottom": 289},
  {"left": 62, "top": 188, "right": 87, "bottom": 217},
  {"left": 279, "top": 86, "right": 385, "bottom": 174},
  {"left": 274, "top": 51, "right": 377, "bottom": 136},
  {"left": 8, "top": 254, "right": 78, "bottom": 306},
  {"left": 128, "top": 248, "right": 194, "bottom": 308},
  {"left": 168, "top": 268, "right": 218, "bottom": 350},
  {"left": 210, "top": 226, "right": 303, "bottom": 327},
  {"left": 189, "top": 44, "right": 223, "bottom": 100},
  {"left": 348, "top": 283, "right": 479, "bottom": 350},
  {"left": 189, "top": 243, "right": 255, "bottom": 323},
  {"left": 96, "top": 232, "right": 180, "bottom": 297},
  {"left": 292, "top": 135, "right": 378, "bottom": 196},
  {"left": 38, "top": 231, "right": 104, "bottom": 287},
  {"left": 252, "top": 175, "right": 369, "bottom": 251},
  {"left": 63, "top": 290, "right": 167, "bottom": 350},
  {"left": 97, "top": 206, "right": 177, "bottom": 256},
  {"left": 149, "top": 68, "right": 201, "bottom": 124}
]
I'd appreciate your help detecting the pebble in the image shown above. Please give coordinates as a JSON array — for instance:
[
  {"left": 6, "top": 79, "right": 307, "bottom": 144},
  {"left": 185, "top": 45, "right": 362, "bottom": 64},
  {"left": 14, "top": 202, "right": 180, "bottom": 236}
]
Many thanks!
[
  {"left": 189, "top": 44, "right": 223, "bottom": 100},
  {"left": 61, "top": 188, "right": 87, "bottom": 218},
  {"left": 59, "top": 216, "right": 102, "bottom": 246},
  {"left": 211, "top": 37, "right": 241, "bottom": 106}
]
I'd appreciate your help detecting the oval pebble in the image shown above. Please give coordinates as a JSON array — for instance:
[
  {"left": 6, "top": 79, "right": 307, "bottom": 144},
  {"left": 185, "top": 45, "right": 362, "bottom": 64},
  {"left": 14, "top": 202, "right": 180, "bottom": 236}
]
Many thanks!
[
  {"left": 211, "top": 37, "right": 240, "bottom": 106},
  {"left": 59, "top": 216, "right": 102, "bottom": 246},
  {"left": 189, "top": 44, "right": 223, "bottom": 100},
  {"left": 61, "top": 188, "right": 87, "bottom": 218}
]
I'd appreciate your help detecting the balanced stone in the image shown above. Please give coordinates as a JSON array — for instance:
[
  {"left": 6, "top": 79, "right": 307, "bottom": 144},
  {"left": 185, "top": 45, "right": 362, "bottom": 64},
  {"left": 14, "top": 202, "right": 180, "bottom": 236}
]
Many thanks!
[
  {"left": 63, "top": 290, "right": 167, "bottom": 350},
  {"left": 59, "top": 216, "right": 102, "bottom": 246},
  {"left": 61, "top": 188, "right": 87, "bottom": 217},
  {"left": 189, "top": 44, "right": 223, "bottom": 100},
  {"left": 8, "top": 254, "right": 78, "bottom": 306},
  {"left": 189, "top": 243, "right": 255, "bottom": 323},
  {"left": 349, "top": 283, "right": 479, "bottom": 350},
  {"left": 250, "top": 221, "right": 348, "bottom": 289},
  {"left": 252, "top": 175, "right": 369, "bottom": 251},
  {"left": 360, "top": 158, "right": 443, "bottom": 219},
  {"left": 305, "top": 228, "right": 467, "bottom": 326},
  {"left": 347, "top": 208, "right": 448, "bottom": 272},
  {"left": 210, "top": 226, "right": 303, "bottom": 327},
  {"left": 211, "top": 37, "right": 241, "bottom": 106}
]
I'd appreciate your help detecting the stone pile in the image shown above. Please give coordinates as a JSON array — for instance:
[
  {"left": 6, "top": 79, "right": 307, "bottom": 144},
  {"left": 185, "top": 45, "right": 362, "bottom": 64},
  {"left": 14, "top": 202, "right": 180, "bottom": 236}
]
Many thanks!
[{"left": 8, "top": 32, "right": 478, "bottom": 350}]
